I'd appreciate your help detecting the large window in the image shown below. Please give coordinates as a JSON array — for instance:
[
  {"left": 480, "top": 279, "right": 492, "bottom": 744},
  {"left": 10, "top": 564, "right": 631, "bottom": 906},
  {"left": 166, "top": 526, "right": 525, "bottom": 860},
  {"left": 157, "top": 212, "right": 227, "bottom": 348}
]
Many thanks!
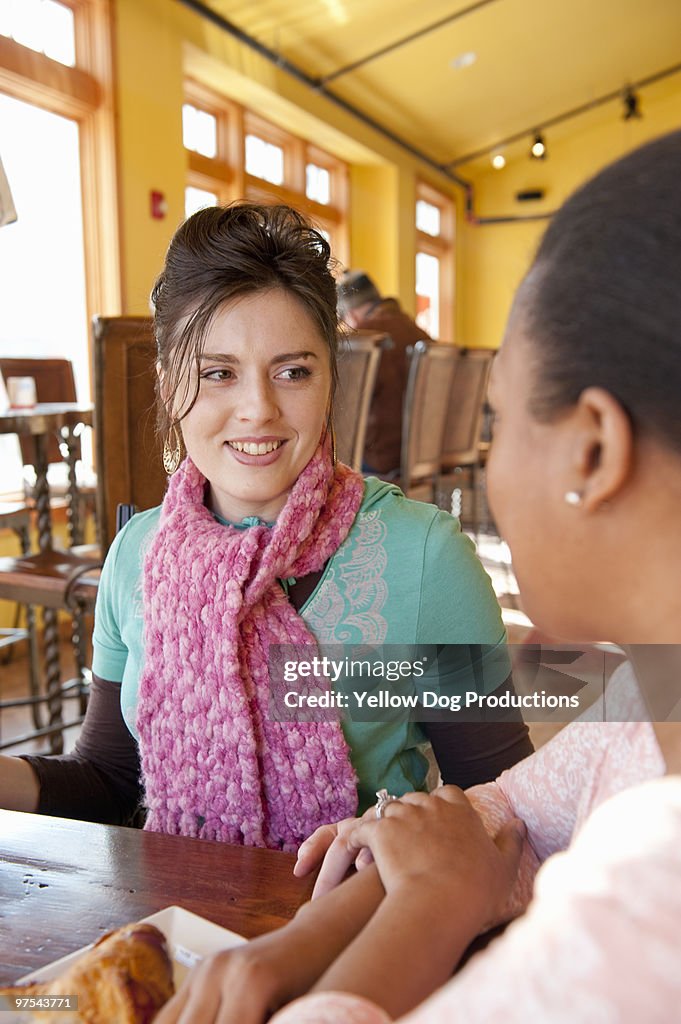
[
  {"left": 183, "top": 82, "right": 349, "bottom": 265},
  {"left": 415, "top": 182, "right": 454, "bottom": 340},
  {"left": 0, "top": 0, "right": 117, "bottom": 491}
]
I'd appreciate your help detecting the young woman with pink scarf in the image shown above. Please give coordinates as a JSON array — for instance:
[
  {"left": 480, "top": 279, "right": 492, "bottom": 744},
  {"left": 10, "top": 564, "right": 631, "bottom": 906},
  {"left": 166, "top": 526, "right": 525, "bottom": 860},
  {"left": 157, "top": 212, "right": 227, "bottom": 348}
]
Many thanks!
[{"left": 0, "top": 204, "right": 530, "bottom": 851}]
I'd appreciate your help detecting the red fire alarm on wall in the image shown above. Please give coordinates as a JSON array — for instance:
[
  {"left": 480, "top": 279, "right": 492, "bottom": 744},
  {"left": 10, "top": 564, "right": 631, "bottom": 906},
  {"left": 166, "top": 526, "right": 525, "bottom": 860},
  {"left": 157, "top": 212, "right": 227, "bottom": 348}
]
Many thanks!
[{"left": 150, "top": 190, "right": 168, "bottom": 219}]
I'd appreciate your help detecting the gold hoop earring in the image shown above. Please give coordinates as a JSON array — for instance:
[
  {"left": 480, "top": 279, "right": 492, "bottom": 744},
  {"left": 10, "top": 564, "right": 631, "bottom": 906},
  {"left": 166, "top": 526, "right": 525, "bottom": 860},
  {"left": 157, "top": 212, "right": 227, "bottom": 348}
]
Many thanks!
[
  {"left": 163, "top": 423, "right": 182, "bottom": 475},
  {"left": 330, "top": 422, "right": 337, "bottom": 468}
]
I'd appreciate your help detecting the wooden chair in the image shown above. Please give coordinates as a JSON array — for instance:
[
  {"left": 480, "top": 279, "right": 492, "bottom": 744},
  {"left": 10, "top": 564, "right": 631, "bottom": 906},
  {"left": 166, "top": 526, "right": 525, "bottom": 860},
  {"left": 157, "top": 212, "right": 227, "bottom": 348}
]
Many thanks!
[
  {"left": 0, "top": 318, "right": 167, "bottom": 752},
  {"left": 436, "top": 348, "right": 493, "bottom": 532},
  {"left": 0, "top": 502, "right": 42, "bottom": 738},
  {"left": 436, "top": 347, "right": 495, "bottom": 532},
  {"left": 0, "top": 368, "right": 99, "bottom": 751},
  {"left": 398, "top": 341, "right": 460, "bottom": 501},
  {"left": 92, "top": 316, "right": 168, "bottom": 553},
  {"left": 0, "top": 528, "right": 99, "bottom": 753},
  {"left": 334, "top": 331, "right": 385, "bottom": 471}
]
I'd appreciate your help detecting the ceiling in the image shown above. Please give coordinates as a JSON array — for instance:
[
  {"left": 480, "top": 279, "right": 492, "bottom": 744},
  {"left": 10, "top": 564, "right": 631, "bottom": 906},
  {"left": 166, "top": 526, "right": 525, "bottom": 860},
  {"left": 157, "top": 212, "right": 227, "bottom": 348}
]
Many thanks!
[{"left": 187, "top": 0, "right": 681, "bottom": 175}]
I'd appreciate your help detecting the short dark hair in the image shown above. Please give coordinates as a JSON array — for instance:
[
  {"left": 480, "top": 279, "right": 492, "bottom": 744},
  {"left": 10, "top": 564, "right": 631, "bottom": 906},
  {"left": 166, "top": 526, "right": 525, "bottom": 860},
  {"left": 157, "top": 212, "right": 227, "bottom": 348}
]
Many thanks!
[
  {"left": 337, "top": 270, "right": 380, "bottom": 317},
  {"left": 523, "top": 129, "right": 681, "bottom": 455},
  {"left": 151, "top": 202, "right": 339, "bottom": 435}
]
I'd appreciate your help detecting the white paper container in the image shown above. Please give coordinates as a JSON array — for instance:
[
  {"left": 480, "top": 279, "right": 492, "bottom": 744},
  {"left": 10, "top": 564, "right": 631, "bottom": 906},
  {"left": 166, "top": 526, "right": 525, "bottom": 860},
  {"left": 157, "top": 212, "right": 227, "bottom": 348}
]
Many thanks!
[{"left": 2, "top": 906, "right": 245, "bottom": 1022}]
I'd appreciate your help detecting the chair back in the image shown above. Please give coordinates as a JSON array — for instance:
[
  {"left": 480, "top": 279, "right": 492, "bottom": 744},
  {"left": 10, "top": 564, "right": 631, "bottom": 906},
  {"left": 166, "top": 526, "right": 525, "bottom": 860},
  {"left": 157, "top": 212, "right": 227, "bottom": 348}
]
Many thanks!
[
  {"left": 92, "top": 316, "right": 168, "bottom": 552},
  {"left": 441, "top": 348, "right": 495, "bottom": 469},
  {"left": 401, "top": 341, "right": 460, "bottom": 500},
  {"left": 334, "top": 331, "right": 385, "bottom": 470},
  {"left": 0, "top": 357, "right": 80, "bottom": 464}
]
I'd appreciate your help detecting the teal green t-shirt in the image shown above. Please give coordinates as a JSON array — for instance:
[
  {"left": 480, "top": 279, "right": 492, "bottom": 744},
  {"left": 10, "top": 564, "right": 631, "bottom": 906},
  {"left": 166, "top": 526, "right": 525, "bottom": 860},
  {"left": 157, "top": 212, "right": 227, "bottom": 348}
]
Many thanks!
[{"left": 93, "top": 478, "right": 509, "bottom": 812}]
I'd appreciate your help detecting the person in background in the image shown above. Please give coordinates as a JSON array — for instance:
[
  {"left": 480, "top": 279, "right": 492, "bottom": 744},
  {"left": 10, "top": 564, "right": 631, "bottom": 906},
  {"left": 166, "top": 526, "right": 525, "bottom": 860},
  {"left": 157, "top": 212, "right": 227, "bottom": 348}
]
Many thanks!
[
  {"left": 158, "top": 132, "right": 681, "bottom": 1024},
  {"left": 0, "top": 203, "right": 530, "bottom": 850},
  {"left": 337, "top": 270, "right": 431, "bottom": 477}
]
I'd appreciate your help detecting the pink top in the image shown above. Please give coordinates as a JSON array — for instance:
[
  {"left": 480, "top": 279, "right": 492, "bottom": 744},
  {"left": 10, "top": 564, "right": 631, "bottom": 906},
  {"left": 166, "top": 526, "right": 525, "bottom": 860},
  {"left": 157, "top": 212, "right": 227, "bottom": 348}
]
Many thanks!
[{"left": 272, "top": 663, "right": 681, "bottom": 1023}]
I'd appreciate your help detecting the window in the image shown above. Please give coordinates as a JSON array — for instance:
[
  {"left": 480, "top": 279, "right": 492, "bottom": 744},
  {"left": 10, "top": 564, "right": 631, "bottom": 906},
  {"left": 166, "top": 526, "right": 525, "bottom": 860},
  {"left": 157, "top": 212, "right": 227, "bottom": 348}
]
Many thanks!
[
  {"left": 0, "top": 0, "right": 117, "bottom": 493},
  {"left": 416, "top": 198, "right": 440, "bottom": 237},
  {"left": 0, "top": 0, "right": 75, "bottom": 67},
  {"left": 0, "top": 93, "right": 88, "bottom": 489},
  {"left": 245, "top": 134, "right": 284, "bottom": 185},
  {"left": 416, "top": 251, "right": 441, "bottom": 337},
  {"left": 185, "top": 185, "right": 218, "bottom": 219},
  {"left": 306, "top": 163, "right": 330, "bottom": 205},
  {"left": 415, "top": 182, "right": 454, "bottom": 340},
  {"left": 183, "top": 81, "right": 349, "bottom": 267},
  {"left": 182, "top": 103, "right": 217, "bottom": 158}
]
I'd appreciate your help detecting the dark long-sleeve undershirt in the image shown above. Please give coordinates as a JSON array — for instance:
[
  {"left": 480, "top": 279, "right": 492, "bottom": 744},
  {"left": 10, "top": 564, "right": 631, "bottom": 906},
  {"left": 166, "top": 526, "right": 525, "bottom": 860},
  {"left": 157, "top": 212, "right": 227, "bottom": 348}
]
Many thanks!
[
  {"left": 20, "top": 675, "right": 142, "bottom": 825},
  {"left": 20, "top": 674, "right": 532, "bottom": 826}
]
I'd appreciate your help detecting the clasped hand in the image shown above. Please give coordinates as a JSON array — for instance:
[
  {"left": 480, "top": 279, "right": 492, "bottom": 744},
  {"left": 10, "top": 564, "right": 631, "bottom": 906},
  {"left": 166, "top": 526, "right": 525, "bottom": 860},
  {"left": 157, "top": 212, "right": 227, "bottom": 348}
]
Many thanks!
[
  {"left": 297, "top": 785, "right": 525, "bottom": 930},
  {"left": 157, "top": 787, "right": 524, "bottom": 1024}
]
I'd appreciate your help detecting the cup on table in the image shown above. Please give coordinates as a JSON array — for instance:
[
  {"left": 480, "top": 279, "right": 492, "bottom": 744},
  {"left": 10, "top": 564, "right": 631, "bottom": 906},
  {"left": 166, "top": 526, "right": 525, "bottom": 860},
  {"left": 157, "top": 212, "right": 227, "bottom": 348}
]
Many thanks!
[{"left": 6, "top": 376, "right": 37, "bottom": 409}]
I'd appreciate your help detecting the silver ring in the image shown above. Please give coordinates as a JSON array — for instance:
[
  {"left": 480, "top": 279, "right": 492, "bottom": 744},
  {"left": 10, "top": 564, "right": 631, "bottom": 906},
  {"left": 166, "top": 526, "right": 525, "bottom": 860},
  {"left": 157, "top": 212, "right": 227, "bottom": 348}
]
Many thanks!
[{"left": 375, "top": 788, "right": 399, "bottom": 820}]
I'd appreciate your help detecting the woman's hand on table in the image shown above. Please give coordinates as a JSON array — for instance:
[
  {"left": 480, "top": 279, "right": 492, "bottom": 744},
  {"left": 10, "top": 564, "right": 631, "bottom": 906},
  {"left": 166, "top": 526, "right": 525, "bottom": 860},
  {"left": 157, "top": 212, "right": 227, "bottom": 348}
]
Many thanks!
[
  {"left": 295, "top": 815, "right": 375, "bottom": 899},
  {"left": 156, "top": 863, "right": 386, "bottom": 1024},
  {"left": 155, "top": 937, "right": 304, "bottom": 1024}
]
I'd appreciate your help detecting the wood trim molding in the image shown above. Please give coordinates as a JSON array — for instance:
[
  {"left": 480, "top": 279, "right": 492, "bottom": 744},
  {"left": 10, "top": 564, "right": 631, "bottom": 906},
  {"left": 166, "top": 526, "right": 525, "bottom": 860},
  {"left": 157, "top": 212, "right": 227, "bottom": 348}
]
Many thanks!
[
  {"left": 0, "top": 35, "right": 99, "bottom": 118},
  {"left": 187, "top": 149, "right": 233, "bottom": 184}
]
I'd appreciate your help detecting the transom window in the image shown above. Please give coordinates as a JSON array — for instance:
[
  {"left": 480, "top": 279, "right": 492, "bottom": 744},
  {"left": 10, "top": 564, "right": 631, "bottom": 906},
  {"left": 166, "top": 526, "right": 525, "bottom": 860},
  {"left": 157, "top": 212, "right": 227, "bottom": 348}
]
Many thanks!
[
  {"left": 182, "top": 103, "right": 218, "bottom": 159},
  {"left": 0, "top": 0, "right": 75, "bottom": 67},
  {"left": 245, "top": 134, "right": 284, "bottom": 185},
  {"left": 306, "top": 163, "right": 330, "bottom": 205},
  {"left": 416, "top": 198, "right": 441, "bottom": 237}
]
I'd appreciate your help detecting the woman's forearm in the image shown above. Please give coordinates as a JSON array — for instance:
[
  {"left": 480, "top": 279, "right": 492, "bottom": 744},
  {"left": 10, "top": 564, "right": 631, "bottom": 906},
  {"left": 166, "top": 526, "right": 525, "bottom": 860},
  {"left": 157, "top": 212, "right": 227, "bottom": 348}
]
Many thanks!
[
  {"left": 157, "top": 865, "right": 386, "bottom": 1023},
  {"left": 313, "top": 886, "right": 479, "bottom": 1019},
  {"left": 285, "top": 866, "right": 385, "bottom": 995},
  {"left": 0, "top": 754, "right": 40, "bottom": 812}
]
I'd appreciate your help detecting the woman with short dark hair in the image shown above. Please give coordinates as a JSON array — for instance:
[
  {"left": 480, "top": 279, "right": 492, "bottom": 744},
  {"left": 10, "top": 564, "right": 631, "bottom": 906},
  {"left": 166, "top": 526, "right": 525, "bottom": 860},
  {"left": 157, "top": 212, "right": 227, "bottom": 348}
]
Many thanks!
[{"left": 158, "top": 133, "right": 681, "bottom": 1024}]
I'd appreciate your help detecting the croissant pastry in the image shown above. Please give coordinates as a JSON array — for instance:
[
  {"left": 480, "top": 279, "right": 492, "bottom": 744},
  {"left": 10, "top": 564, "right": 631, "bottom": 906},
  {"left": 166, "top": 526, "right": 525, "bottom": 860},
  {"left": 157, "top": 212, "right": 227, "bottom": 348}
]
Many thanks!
[{"left": 0, "top": 922, "right": 175, "bottom": 1023}]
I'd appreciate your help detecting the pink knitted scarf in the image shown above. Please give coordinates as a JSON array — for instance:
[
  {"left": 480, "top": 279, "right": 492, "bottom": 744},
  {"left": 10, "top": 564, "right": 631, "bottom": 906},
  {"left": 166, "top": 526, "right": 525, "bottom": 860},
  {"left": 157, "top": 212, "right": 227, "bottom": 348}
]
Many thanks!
[{"left": 137, "top": 444, "right": 363, "bottom": 850}]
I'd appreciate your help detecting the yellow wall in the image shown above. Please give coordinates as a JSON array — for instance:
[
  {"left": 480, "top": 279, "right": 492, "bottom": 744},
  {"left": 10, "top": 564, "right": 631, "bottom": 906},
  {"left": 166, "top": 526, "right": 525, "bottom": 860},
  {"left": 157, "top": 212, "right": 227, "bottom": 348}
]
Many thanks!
[
  {"left": 459, "top": 75, "right": 681, "bottom": 348},
  {"left": 115, "top": 2, "right": 681, "bottom": 343},
  {"left": 113, "top": 0, "right": 453, "bottom": 320},
  {"left": 115, "top": 0, "right": 187, "bottom": 313}
]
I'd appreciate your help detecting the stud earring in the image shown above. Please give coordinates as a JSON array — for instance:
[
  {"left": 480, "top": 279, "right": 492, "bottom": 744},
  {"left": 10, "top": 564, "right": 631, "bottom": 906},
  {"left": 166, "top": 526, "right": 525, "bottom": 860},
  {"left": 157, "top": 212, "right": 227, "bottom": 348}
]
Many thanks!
[
  {"left": 163, "top": 423, "right": 182, "bottom": 475},
  {"left": 564, "top": 490, "right": 583, "bottom": 507}
]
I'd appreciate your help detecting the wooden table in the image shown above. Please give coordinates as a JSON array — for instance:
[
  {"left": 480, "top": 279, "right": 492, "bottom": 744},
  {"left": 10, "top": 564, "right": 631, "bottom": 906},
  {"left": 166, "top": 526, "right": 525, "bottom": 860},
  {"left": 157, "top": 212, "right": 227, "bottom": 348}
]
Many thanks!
[
  {"left": 0, "top": 403, "right": 94, "bottom": 550},
  {"left": 0, "top": 810, "right": 314, "bottom": 984}
]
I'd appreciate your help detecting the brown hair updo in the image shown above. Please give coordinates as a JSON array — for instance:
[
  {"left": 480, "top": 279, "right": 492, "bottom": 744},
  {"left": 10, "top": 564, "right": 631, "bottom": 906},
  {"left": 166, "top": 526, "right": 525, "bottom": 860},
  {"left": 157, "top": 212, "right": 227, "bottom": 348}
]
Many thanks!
[{"left": 151, "top": 202, "right": 339, "bottom": 435}]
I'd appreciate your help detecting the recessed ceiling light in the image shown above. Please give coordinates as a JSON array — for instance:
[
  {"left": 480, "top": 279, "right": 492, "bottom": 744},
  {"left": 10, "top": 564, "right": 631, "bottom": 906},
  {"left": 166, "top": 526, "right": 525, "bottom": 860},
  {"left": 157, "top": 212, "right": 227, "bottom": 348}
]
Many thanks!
[
  {"left": 451, "top": 51, "right": 477, "bottom": 70},
  {"left": 491, "top": 153, "right": 506, "bottom": 169}
]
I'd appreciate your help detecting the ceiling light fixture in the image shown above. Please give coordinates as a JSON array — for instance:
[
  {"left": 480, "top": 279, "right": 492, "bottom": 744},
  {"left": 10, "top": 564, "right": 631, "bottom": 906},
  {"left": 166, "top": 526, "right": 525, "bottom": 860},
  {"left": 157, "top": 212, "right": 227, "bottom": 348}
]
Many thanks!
[
  {"left": 622, "top": 86, "right": 642, "bottom": 120},
  {"left": 491, "top": 152, "right": 506, "bottom": 169},
  {"left": 530, "top": 131, "right": 547, "bottom": 159},
  {"left": 450, "top": 51, "right": 477, "bottom": 70}
]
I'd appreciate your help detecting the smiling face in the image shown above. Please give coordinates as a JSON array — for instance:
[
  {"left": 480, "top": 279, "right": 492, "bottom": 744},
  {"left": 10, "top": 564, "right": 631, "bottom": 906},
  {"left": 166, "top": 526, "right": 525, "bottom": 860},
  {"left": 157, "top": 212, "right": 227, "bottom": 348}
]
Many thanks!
[{"left": 173, "top": 288, "right": 332, "bottom": 523}]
